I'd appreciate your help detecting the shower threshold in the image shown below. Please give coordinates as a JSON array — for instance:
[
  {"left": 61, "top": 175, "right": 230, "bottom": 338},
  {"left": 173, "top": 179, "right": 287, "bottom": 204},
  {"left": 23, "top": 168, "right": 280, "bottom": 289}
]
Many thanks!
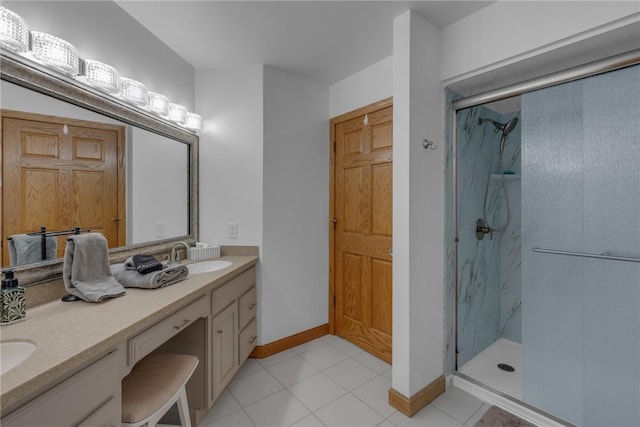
[{"left": 458, "top": 338, "right": 522, "bottom": 399}]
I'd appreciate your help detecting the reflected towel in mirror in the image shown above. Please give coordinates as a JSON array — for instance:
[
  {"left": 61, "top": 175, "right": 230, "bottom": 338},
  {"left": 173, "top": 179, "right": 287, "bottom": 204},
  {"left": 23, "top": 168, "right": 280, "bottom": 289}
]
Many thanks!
[
  {"left": 63, "top": 233, "right": 126, "bottom": 302},
  {"left": 8, "top": 234, "right": 58, "bottom": 266}
]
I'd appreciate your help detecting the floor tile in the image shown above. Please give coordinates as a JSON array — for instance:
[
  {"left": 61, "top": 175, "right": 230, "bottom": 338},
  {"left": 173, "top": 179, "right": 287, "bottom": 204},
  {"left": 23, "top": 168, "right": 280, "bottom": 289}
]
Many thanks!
[
  {"left": 299, "top": 344, "right": 349, "bottom": 370},
  {"left": 431, "top": 386, "right": 484, "bottom": 424},
  {"left": 353, "top": 351, "right": 392, "bottom": 374},
  {"left": 315, "top": 393, "right": 385, "bottom": 427},
  {"left": 328, "top": 338, "right": 365, "bottom": 356},
  {"left": 352, "top": 375, "right": 396, "bottom": 418},
  {"left": 463, "top": 403, "right": 491, "bottom": 427},
  {"left": 292, "top": 338, "right": 326, "bottom": 355},
  {"left": 377, "top": 420, "right": 398, "bottom": 427},
  {"left": 202, "top": 389, "right": 241, "bottom": 422},
  {"left": 235, "top": 357, "right": 265, "bottom": 379},
  {"left": 323, "top": 358, "right": 378, "bottom": 391},
  {"left": 290, "top": 413, "right": 326, "bottom": 427},
  {"left": 287, "top": 372, "right": 348, "bottom": 412},
  {"left": 267, "top": 355, "right": 319, "bottom": 386},
  {"left": 257, "top": 348, "right": 299, "bottom": 367},
  {"left": 319, "top": 334, "right": 341, "bottom": 344},
  {"left": 382, "top": 368, "right": 392, "bottom": 380},
  {"left": 244, "top": 389, "right": 310, "bottom": 427},
  {"left": 389, "top": 405, "right": 462, "bottom": 427},
  {"left": 228, "top": 369, "right": 283, "bottom": 407},
  {"left": 204, "top": 409, "right": 256, "bottom": 427}
]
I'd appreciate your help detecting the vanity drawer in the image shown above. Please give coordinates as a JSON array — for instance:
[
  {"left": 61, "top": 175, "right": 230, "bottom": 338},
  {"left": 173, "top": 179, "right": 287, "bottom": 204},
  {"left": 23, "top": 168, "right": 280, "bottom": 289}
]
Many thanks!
[
  {"left": 128, "top": 295, "right": 208, "bottom": 366},
  {"left": 3, "top": 350, "right": 120, "bottom": 427},
  {"left": 238, "top": 286, "right": 257, "bottom": 330},
  {"left": 239, "top": 318, "right": 257, "bottom": 364},
  {"left": 211, "top": 267, "right": 255, "bottom": 316}
]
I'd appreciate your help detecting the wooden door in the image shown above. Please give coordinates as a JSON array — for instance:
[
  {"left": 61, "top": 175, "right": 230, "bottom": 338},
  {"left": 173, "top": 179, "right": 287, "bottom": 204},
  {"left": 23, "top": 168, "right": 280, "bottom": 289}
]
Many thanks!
[
  {"left": 331, "top": 99, "right": 393, "bottom": 363},
  {"left": 1, "top": 111, "right": 125, "bottom": 266}
]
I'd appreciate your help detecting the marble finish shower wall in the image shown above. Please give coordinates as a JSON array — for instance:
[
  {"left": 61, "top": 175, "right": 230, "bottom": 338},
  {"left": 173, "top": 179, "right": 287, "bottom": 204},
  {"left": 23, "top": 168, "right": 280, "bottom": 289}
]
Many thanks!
[
  {"left": 446, "top": 88, "right": 523, "bottom": 369},
  {"left": 499, "top": 113, "right": 522, "bottom": 344}
]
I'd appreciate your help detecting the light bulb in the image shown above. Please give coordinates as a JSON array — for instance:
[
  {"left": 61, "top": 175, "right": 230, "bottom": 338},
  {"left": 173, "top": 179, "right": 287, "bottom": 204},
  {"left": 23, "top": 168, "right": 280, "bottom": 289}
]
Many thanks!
[
  {"left": 30, "top": 31, "right": 79, "bottom": 76},
  {"left": 168, "top": 103, "right": 187, "bottom": 125},
  {"left": 185, "top": 113, "right": 202, "bottom": 131},
  {"left": 0, "top": 7, "right": 29, "bottom": 52},
  {"left": 147, "top": 92, "right": 169, "bottom": 117},
  {"left": 78, "top": 59, "right": 122, "bottom": 94}
]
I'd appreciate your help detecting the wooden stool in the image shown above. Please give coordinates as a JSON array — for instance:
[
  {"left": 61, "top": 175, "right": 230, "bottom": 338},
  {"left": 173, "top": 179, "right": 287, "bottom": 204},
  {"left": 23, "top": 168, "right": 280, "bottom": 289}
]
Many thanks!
[{"left": 122, "top": 353, "right": 199, "bottom": 427}]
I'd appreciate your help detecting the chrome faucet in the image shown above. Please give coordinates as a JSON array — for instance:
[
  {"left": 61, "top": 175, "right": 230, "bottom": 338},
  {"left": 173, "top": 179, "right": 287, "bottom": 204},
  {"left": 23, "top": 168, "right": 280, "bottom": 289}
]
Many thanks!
[{"left": 169, "top": 241, "right": 190, "bottom": 264}]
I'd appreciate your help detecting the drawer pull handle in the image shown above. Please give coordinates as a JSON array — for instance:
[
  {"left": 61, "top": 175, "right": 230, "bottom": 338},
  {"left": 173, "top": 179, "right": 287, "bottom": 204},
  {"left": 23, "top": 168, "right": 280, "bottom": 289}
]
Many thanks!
[
  {"left": 249, "top": 303, "right": 257, "bottom": 310},
  {"left": 217, "top": 330, "right": 223, "bottom": 334},
  {"left": 249, "top": 336, "right": 257, "bottom": 344},
  {"left": 173, "top": 319, "right": 190, "bottom": 330}
]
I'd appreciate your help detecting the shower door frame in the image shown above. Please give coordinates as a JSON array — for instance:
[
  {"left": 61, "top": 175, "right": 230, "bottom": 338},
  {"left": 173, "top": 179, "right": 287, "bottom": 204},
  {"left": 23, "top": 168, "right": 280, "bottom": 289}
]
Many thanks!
[{"left": 450, "top": 48, "right": 640, "bottom": 423}]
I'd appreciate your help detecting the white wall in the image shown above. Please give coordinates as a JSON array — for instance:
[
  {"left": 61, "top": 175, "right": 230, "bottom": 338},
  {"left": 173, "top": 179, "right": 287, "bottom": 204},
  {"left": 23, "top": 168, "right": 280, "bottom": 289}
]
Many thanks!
[
  {"left": 441, "top": 1, "right": 640, "bottom": 84},
  {"left": 392, "top": 10, "right": 444, "bottom": 398},
  {"left": 196, "top": 66, "right": 264, "bottom": 248},
  {"left": 262, "top": 66, "right": 329, "bottom": 344},
  {"left": 329, "top": 56, "right": 393, "bottom": 118},
  {"left": 196, "top": 65, "right": 329, "bottom": 345},
  {"left": 2, "top": 1, "right": 195, "bottom": 109}
]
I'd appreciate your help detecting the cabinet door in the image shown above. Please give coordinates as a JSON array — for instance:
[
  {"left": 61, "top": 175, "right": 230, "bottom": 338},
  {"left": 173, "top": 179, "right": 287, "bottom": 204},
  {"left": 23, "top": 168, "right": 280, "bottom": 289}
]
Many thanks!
[
  {"left": 211, "top": 303, "right": 238, "bottom": 399},
  {"left": 2, "top": 350, "right": 121, "bottom": 426}
]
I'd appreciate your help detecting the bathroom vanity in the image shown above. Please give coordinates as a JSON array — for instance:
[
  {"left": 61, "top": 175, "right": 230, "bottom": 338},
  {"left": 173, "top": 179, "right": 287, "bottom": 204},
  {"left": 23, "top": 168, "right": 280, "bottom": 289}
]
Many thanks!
[{"left": 0, "top": 255, "right": 258, "bottom": 426}]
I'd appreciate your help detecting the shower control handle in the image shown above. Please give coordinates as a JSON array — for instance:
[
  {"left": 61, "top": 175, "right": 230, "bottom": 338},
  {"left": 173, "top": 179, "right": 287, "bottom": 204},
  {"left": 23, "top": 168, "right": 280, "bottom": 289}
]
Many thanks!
[{"left": 476, "top": 219, "right": 493, "bottom": 241}]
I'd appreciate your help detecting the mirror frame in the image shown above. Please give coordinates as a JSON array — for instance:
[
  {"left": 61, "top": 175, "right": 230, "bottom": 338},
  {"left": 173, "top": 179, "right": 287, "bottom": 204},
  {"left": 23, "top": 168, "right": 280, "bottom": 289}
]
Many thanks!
[{"left": 0, "top": 51, "right": 199, "bottom": 286}]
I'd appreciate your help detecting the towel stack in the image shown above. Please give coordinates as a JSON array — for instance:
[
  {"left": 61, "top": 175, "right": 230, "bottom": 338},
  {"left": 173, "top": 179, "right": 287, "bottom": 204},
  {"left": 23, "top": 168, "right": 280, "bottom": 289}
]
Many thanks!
[
  {"left": 63, "top": 233, "right": 126, "bottom": 303},
  {"left": 111, "top": 255, "right": 188, "bottom": 289}
]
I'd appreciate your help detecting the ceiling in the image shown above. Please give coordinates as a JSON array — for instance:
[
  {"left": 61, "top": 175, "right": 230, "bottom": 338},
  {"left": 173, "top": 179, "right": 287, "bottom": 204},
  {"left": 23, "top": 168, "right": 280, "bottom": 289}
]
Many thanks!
[{"left": 116, "top": 1, "right": 494, "bottom": 85}]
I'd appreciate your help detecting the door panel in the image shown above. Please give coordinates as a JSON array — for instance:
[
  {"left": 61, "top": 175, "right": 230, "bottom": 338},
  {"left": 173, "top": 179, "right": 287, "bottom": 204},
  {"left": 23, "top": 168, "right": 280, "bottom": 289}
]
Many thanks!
[{"left": 332, "top": 101, "right": 393, "bottom": 363}]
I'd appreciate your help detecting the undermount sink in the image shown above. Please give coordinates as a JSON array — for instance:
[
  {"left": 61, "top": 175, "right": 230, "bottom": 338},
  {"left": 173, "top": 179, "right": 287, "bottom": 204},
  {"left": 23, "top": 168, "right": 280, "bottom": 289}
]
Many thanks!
[
  {"left": 187, "top": 260, "right": 232, "bottom": 275},
  {"left": 1, "top": 341, "right": 36, "bottom": 375}
]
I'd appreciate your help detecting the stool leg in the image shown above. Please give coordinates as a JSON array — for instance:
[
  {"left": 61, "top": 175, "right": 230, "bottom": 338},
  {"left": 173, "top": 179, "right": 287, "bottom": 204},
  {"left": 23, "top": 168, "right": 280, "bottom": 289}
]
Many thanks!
[{"left": 176, "top": 387, "right": 191, "bottom": 427}]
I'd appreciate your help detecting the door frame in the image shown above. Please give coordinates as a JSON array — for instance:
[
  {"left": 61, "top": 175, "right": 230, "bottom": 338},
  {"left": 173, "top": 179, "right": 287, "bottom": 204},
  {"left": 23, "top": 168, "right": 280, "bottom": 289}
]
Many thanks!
[{"left": 328, "top": 96, "right": 393, "bottom": 334}]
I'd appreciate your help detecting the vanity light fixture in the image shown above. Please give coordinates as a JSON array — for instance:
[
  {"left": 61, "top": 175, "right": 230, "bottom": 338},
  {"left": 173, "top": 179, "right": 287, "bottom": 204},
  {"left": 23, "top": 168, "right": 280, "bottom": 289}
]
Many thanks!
[
  {"left": 78, "top": 59, "right": 122, "bottom": 94},
  {"left": 185, "top": 112, "right": 202, "bottom": 131},
  {"left": 147, "top": 91, "right": 170, "bottom": 117},
  {"left": 0, "top": 7, "right": 29, "bottom": 53},
  {"left": 30, "top": 31, "right": 79, "bottom": 76},
  {"left": 168, "top": 103, "right": 187, "bottom": 125},
  {"left": 120, "top": 77, "right": 149, "bottom": 107},
  {"left": 0, "top": 6, "right": 202, "bottom": 132}
]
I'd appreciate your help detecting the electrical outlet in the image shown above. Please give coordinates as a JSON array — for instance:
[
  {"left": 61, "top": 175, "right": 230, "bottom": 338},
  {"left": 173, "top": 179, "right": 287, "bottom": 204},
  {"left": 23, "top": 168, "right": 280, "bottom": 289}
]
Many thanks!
[
  {"left": 227, "top": 223, "right": 238, "bottom": 239},
  {"left": 155, "top": 222, "right": 166, "bottom": 238}
]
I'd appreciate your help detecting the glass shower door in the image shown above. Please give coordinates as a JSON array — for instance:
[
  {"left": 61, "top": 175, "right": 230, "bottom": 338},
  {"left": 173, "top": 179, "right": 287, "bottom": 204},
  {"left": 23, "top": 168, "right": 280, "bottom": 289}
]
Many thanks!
[{"left": 521, "top": 64, "right": 640, "bottom": 427}]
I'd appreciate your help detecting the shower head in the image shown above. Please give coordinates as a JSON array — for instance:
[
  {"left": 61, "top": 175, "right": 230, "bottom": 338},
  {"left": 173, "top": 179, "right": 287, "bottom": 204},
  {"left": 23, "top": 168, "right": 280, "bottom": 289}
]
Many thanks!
[
  {"left": 478, "top": 117, "right": 519, "bottom": 137},
  {"left": 478, "top": 117, "right": 519, "bottom": 154}
]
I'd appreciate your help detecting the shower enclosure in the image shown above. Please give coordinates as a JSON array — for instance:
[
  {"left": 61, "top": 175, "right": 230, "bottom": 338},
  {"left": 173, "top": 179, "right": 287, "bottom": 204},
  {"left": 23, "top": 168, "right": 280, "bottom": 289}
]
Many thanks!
[{"left": 449, "top": 57, "right": 640, "bottom": 427}]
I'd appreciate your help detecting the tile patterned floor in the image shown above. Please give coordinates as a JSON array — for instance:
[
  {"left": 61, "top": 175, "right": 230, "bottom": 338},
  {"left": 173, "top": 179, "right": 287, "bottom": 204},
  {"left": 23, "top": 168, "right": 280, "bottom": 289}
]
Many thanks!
[{"left": 199, "top": 335, "right": 491, "bottom": 427}]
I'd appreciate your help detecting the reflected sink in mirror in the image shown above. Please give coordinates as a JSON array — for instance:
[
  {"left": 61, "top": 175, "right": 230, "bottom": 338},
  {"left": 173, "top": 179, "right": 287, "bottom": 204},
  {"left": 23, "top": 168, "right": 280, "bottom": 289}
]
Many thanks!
[
  {"left": 187, "top": 260, "right": 232, "bottom": 275},
  {"left": 1, "top": 341, "right": 36, "bottom": 375}
]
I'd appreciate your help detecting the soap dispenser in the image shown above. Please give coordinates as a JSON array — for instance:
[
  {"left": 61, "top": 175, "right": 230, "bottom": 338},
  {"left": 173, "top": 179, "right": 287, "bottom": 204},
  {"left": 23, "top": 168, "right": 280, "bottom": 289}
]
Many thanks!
[{"left": 1, "top": 270, "right": 26, "bottom": 324}]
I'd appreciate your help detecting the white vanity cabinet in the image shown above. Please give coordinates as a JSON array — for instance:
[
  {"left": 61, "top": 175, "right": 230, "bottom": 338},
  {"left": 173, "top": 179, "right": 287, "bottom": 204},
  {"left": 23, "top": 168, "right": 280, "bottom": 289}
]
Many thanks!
[
  {"left": 2, "top": 350, "right": 123, "bottom": 427},
  {"left": 210, "top": 267, "right": 257, "bottom": 403}
]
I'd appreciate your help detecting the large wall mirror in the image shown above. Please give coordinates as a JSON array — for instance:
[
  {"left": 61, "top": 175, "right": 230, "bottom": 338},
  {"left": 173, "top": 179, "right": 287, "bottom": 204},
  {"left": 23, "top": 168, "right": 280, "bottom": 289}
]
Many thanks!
[{"left": 1, "top": 52, "right": 199, "bottom": 285}]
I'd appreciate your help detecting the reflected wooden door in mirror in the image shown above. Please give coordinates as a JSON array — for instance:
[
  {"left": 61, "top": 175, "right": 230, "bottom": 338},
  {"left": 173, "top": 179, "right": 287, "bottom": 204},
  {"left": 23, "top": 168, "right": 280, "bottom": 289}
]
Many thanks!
[{"left": 1, "top": 110, "right": 125, "bottom": 267}]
